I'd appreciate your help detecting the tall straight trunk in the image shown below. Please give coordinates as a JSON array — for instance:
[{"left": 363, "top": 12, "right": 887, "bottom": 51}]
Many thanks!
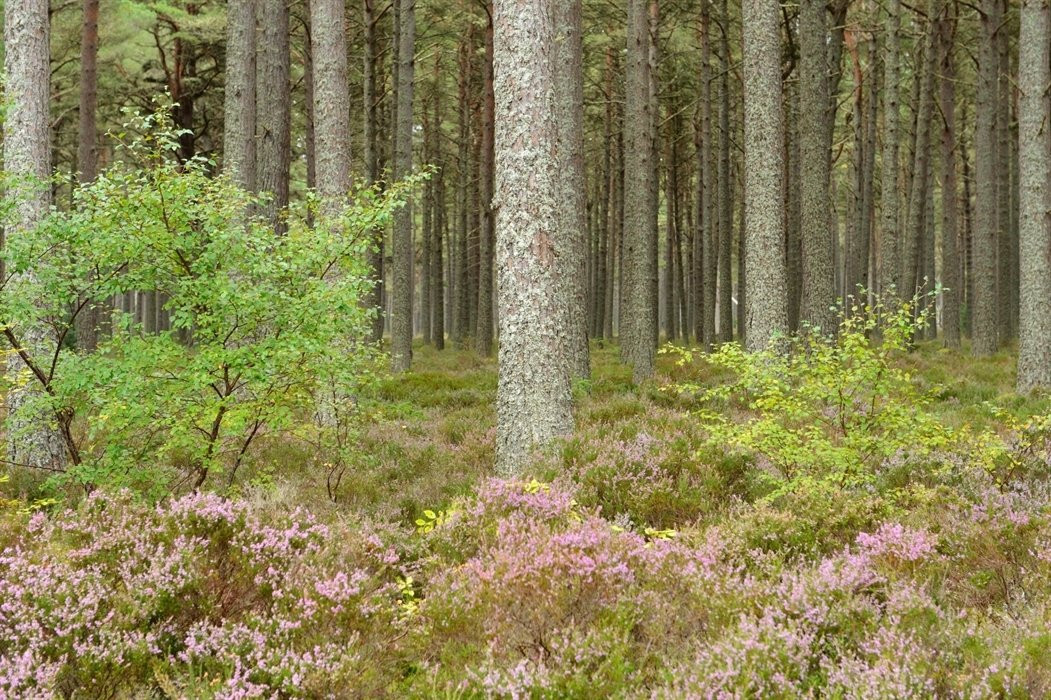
[
  {"left": 595, "top": 47, "right": 615, "bottom": 340},
  {"left": 1017, "top": 0, "right": 1051, "bottom": 390},
  {"left": 606, "top": 128, "right": 622, "bottom": 339},
  {"left": 846, "top": 27, "right": 866, "bottom": 298},
  {"left": 799, "top": 0, "right": 836, "bottom": 334},
  {"left": 77, "top": 0, "right": 100, "bottom": 185},
  {"left": 391, "top": 0, "right": 415, "bottom": 372},
  {"left": 697, "top": 0, "right": 715, "bottom": 347},
  {"left": 493, "top": 0, "right": 573, "bottom": 474},
  {"left": 664, "top": 126, "right": 677, "bottom": 340},
  {"left": 4, "top": 0, "right": 68, "bottom": 471},
  {"left": 786, "top": 88, "right": 802, "bottom": 331},
  {"left": 939, "top": 0, "right": 961, "bottom": 348},
  {"left": 310, "top": 0, "right": 352, "bottom": 213},
  {"left": 973, "top": 0, "right": 1000, "bottom": 355},
  {"left": 223, "top": 0, "right": 256, "bottom": 192},
  {"left": 554, "top": 0, "right": 590, "bottom": 376},
  {"left": 454, "top": 32, "right": 472, "bottom": 347},
  {"left": 476, "top": 5, "right": 496, "bottom": 357},
  {"left": 859, "top": 34, "right": 878, "bottom": 300},
  {"left": 467, "top": 125, "right": 481, "bottom": 338},
  {"left": 363, "top": 0, "right": 384, "bottom": 342},
  {"left": 902, "top": 21, "right": 937, "bottom": 303},
  {"left": 736, "top": 166, "right": 746, "bottom": 342},
  {"left": 881, "top": 0, "right": 902, "bottom": 297},
  {"left": 741, "top": 0, "right": 789, "bottom": 350},
  {"left": 996, "top": 2, "right": 1013, "bottom": 343},
  {"left": 717, "top": 0, "right": 733, "bottom": 342},
  {"left": 303, "top": 17, "right": 317, "bottom": 195},
  {"left": 75, "top": 0, "right": 102, "bottom": 351},
  {"left": 421, "top": 103, "right": 434, "bottom": 346},
  {"left": 258, "top": 0, "right": 292, "bottom": 233},
  {"left": 625, "top": 0, "right": 657, "bottom": 382},
  {"left": 923, "top": 150, "right": 937, "bottom": 338}
]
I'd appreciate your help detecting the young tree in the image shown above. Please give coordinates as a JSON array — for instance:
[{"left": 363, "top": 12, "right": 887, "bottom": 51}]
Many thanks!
[
  {"left": 1017, "top": 0, "right": 1051, "bottom": 391},
  {"left": 4, "top": 0, "right": 68, "bottom": 471},
  {"left": 493, "top": 0, "right": 573, "bottom": 474},
  {"left": 391, "top": 0, "right": 415, "bottom": 372},
  {"left": 741, "top": 0, "right": 788, "bottom": 350}
]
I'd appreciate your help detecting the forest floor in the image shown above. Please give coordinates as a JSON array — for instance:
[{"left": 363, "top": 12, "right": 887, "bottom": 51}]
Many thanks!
[{"left": 6, "top": 337, "right": 1051, "bottom": 697}]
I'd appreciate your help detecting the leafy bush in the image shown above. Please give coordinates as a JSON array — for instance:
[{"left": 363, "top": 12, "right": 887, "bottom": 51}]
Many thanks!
[
  {"left": 0, "top": 111, "right": 414, "bottom": 494},
  {"left": 668, "top": 296, "right": 956, "bottom": 497}
]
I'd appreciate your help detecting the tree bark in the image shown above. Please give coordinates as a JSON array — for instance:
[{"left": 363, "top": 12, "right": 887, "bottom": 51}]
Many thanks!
[
  {"left": 902, "top": 19, "right": 937, "bottom": 305},
  {"left": 476, "top": 5, "right": 496, "bottom": 357},
  {"left": 310, "top": 0, "right": 352, "bottom": 213},
  {"left": 741, "top": 0, "right": 789, "bottom": 351},
  {"left": 799, "top": 0, "right": 837, "bottom": 334},
  {"left": 223, "top": 0, "right": 256, "bottom": 192},
  {"left": 493, "top": 0, "right": 573, "bottom": 474},
  {"left": 257, "top": 0, "right": 292, "bottom": 233},
  {"left": 391, "top": 0, "right": 416, "bottom": 372},
  {"left": 880, "top": 0, "right": 902, "bottom": 298},
  {"left": 717, "top": 0, "right": 733, "bottom": 342},
  {"left": 4, "top": 0, "right": 68, "bottom": 472},
  {"left": 1017, "top": 0, "right": 1051, "bottom": 390},
  {"left": 625, "top": 0, "right": 657, "bottom": 382},
  {"left": 554, "top": 0, "right": 590, "bottom": 377},
  {"left": 939, "top": 1, "right": 961, "bottom": 348},
  {"left": 363, "top": 0, "right": 385, "bottom": 342},
  {"left": 973, "top": 0, "right": 1000, "bottom": 356}
]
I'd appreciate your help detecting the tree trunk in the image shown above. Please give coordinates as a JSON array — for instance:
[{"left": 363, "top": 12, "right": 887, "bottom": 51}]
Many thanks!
[
  {"left": 880, "top": 0, "right": 902, "bottom": 298},
  {"left": 973, "top": 0, "right": 1000, "bottom": 356},
  {"left": 554, "top": 0, "right": 590, "bottom": 377},
  {"left": 258, "top": 0, "right": 292, "bottom": 233},
  {"left": 1017, "top": 0, "right": 1051, "bottom": 390},
  {"left": 799, "top": 0, "right": 837, "bottom": 334},
  {"left": 4, "top": 0, "right": 68, "bottom": 472},
  {"left": 939, "top": 0, "right": 961, "bottom": 348},
  {"left": 741, "top": 0, "right": 789, "bottom": 351},
  {"left": 310, "top": 0, "right": 352, "bottom": 214},
  {"left": 717, "top": 0, "right": 733, "bottom": 342},
  {"left": 223, "top": 0, "right": 256, "bottom": 192},
  {"left": 74, "top": 0, "right": 102, "bottom": 351},
  {"left": 625, "top": 0, "right": 657, "bottom": 382},
  {"left": 493, "top": 0, "right": 573, "bottom": 474},
  {"left": 698, "top": 0, "right": 716, "bottom": 347},
  {"left": 363, "top": 0, "right": 385, "bottom": 342},
  {"left": 476, "top": 5, "right": 496, "bottom": 357},
  {"left": 996, "top": 2, "right": 1014, "bottom": 343},
  {"left": 454, "top": 32, "right": 472, "bottom": 348},
  {"left": 902, "top": 20, "right": 937, "bottom": 305},
  {"left": 391, "top": 0, "right": 415, "bottom": 372}
]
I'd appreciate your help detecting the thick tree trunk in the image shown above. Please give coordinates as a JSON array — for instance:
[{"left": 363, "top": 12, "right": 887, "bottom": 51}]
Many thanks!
[
  {"left": 1017, "top": 0, "right": 1051, "bottom": 390},
  {"left": 4, "top": 0, "right": 68, "bottom": 472},
  {"left": 75, "top": 0, "right": 102, "bottom": 351},
  {"left": 453, "top": 33, "right": 472, "bottom": 348},
  {"left": 996, "top": 3, "right": 1014, "bottom": 343},
  {"left": 741, "top": 0, "right": 789, "bottom": 350},
  {"left": 973, "top": 0, "right": 1000, "bottom": 356},
  {"left": 223, "top": 0, "right": 256, "bottom": 192},
  {"left": 554, "top": 0, "right": 590, "bottom": 377},
  {"left": 625, "top": 0, "right": 657, "bottom": 382},
  {"left": 391, "top": 0, "right": 416, "bottom": 372},
  {"left": 258, "top": 0, "right": 292, "bottom": 233},
  {"left": 493, "top": 0, "right": 573, "bottom": 474},
  {"left": 799, "top": 0, "right": 836, "bottom": 334},
  {"left": 310, "top": 0, "right": 352, "bottom": 213},
  {"left": 698, "top": 0, "right": 716, "bottom": 347}
]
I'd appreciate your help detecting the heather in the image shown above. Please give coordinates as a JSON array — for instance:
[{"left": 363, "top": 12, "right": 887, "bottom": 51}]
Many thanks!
[{"left": 4, "top": 330, "right": 1051, "bottom": 697}]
